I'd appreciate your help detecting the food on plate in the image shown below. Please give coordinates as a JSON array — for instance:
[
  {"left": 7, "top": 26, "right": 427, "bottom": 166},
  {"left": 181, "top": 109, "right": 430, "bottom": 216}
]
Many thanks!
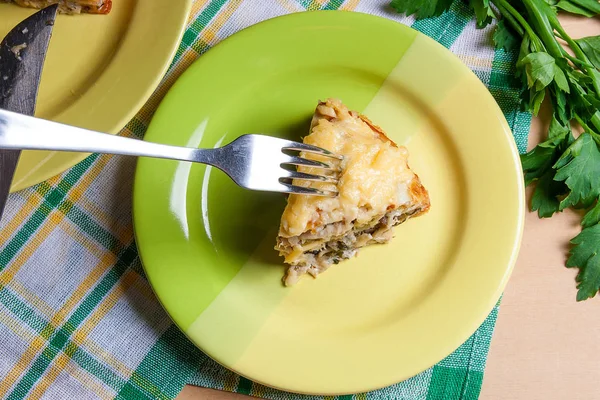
[
  {"left": 3, "top": 0, "right": 112, "bottom": 14},
  {"left": 275, "top": 98, "right": 430, "bottom": 285}
]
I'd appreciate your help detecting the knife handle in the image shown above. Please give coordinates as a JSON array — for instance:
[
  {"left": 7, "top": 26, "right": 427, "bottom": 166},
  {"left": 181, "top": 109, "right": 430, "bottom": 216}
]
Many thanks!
[{"left": 0, "top": 109, "right": 215, "bottom": 165}]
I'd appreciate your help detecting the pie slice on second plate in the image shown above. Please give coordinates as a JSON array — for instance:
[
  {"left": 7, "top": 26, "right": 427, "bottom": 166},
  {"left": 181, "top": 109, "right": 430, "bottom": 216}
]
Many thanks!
[{"left": 3, "top": 0, "right": 112, "bottom": 14}]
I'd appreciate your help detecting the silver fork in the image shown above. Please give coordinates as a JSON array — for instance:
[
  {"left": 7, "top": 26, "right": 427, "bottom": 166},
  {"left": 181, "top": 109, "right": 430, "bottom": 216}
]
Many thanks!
[{"left": 0, "top": 109, "right": 341, "bottom": 196}]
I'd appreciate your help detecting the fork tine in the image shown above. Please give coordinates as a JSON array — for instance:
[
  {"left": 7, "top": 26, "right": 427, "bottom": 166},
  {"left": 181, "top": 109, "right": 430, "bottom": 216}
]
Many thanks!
[
  {"left": 282, "top": 142, "right": 344, "bottom": 160},
  {"left": 282, "top": 170, "right": 339, "bottom": 183},
  {"left": 282, "top": 156, "right": 337, "bottom": 170},
  {"left": 280, "top": 182, "right": 338, "bottom": 197}
]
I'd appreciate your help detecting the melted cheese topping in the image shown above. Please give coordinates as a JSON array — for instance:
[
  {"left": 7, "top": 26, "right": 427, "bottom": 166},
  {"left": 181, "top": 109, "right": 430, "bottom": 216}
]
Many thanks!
[{"left": 279, "top": 99, "right": 416, "bottom": 238}]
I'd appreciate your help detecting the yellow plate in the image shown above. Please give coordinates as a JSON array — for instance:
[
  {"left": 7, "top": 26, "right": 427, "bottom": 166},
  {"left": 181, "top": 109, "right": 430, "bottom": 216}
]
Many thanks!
[
  {"left": 0, "top": 0, "right": 192, "bottom": 192},
  {"left": 134, "top": 11, "right": 525, "bottom": 395}
]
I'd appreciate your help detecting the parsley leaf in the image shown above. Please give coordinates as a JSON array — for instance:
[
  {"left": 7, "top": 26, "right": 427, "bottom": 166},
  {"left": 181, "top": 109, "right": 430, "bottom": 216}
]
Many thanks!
[
  {"left": 521, "top": 141, "right": 558, "bottom": 184},
  {"left": 389, "top": 0, "right": 454, "bottom": 19},
  {"left": 582, "top": 200, "right": 600, "bottom": 228},
  {"left": 553, "top": 64, "right": 570, "bottom": 93},
  {"left": 516, "top": 51, "right": 570, "bottom": 115},
  {"left": 548, "top": 114, "right": 572, "bottom": 140},
  {"left": 522, "top": 117, "right": 572, "bottom": 217},
  {"left": 551, "top": 87, "right": 570, "bottom": 124},
  {"left": 554, "top": 133, "right": 600, "bottom": 210},
  {"left": 575, "top": 36, "right": 600, "bottom": 71},
  {"left": 567, "top": 224, "right": 600, "bottom": 301},
  {"left": 493, "top": 19, "right": 519, "bottom": 52},
  {"left": 556, "top": 0, "right": 600, "bottom": 17},
  {"left": 471, "top": 0, "right": 495, "bottom": 28},
  {"left": 519, "top": 52, "right": 557, "bottom": 91},
  {"left": 532, "top": 90, "right": 546, "bottom": 115},
  {"left": 531, "top": 170, "right": 564, "bottom": 217}
]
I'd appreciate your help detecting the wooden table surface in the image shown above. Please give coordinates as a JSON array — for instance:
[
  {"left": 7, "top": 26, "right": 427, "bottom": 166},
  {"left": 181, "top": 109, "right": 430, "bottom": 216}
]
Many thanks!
[{"left": 178, "top": 15, "right": 600, "bottom": 400}]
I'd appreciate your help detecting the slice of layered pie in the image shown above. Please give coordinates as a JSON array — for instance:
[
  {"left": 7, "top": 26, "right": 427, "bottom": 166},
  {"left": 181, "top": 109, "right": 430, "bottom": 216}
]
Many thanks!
[
  {"left": 276, "top": 98, "right": 430, "bottom": 286},
  {"left": 4, "top": 0, "right": 112, "bottom": 14}
]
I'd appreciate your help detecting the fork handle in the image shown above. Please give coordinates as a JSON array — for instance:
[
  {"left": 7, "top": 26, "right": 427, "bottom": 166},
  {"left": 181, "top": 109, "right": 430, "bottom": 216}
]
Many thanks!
[{"left": 0, "top": 108, "right": 220, "bottom": 165}]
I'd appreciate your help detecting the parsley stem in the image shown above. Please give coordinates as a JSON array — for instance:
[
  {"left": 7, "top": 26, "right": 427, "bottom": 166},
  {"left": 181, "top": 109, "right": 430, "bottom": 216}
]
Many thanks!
[
  {"left": 494, "top": 3, "right": 525, "bottom": 37},
  {"left": 591, "top": 113, "right": 600, "bottom": 134},
  {"left": 560, "top": 48, "right": 594, "bottom": 69},
  {"left": 551, "top": 21, "right": 600, "bottom": 95},
  {"left": 575, "top": 114, "right": 593, "bottom": 133},
  {"left": 519, "top": 0, "right": 600, "bottom": 96},
  {"left": 493, "top": 0, "right": 545, "bottom": 52},
  {"left": 575, "top": 114, "right": 600, "bottom": 139},
  {"left": 520, "top": 0, "right": 564, "bottom": 59}
]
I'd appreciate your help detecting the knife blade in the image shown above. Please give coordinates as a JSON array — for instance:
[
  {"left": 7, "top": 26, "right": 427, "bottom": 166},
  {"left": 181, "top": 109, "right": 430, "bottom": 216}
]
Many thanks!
[{"left": 0, "top": 4, "right": 58, "bottom": 222}]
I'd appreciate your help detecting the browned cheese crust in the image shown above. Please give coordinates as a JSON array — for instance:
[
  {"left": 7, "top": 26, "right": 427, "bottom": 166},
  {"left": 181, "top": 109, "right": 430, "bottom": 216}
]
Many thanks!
[{"left": 276, "top": 98, "right": 430, "bottom": 285}]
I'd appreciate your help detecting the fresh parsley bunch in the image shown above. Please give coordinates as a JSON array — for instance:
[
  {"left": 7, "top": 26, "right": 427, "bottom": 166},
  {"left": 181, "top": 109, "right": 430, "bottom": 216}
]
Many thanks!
[{"left": 390, "top": 0, "right": 600, "bottom": 301}]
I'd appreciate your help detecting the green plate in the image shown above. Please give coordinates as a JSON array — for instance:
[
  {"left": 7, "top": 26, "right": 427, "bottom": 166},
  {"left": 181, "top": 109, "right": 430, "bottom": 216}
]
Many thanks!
[{"left": 133, "top": 11, "right": 524, "bottom": 395}]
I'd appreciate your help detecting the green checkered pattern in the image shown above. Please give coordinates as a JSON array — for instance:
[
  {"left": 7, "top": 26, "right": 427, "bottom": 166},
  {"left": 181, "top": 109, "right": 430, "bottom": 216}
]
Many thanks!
[{"left": 0, "top": 1, "right": 531, "bottom": 399}]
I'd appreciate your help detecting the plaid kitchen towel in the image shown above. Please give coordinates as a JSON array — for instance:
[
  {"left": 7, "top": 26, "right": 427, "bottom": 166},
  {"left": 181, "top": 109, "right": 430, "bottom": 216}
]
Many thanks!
[{"left": 0, "top": 0, "right": 531, "bottom": 399}]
